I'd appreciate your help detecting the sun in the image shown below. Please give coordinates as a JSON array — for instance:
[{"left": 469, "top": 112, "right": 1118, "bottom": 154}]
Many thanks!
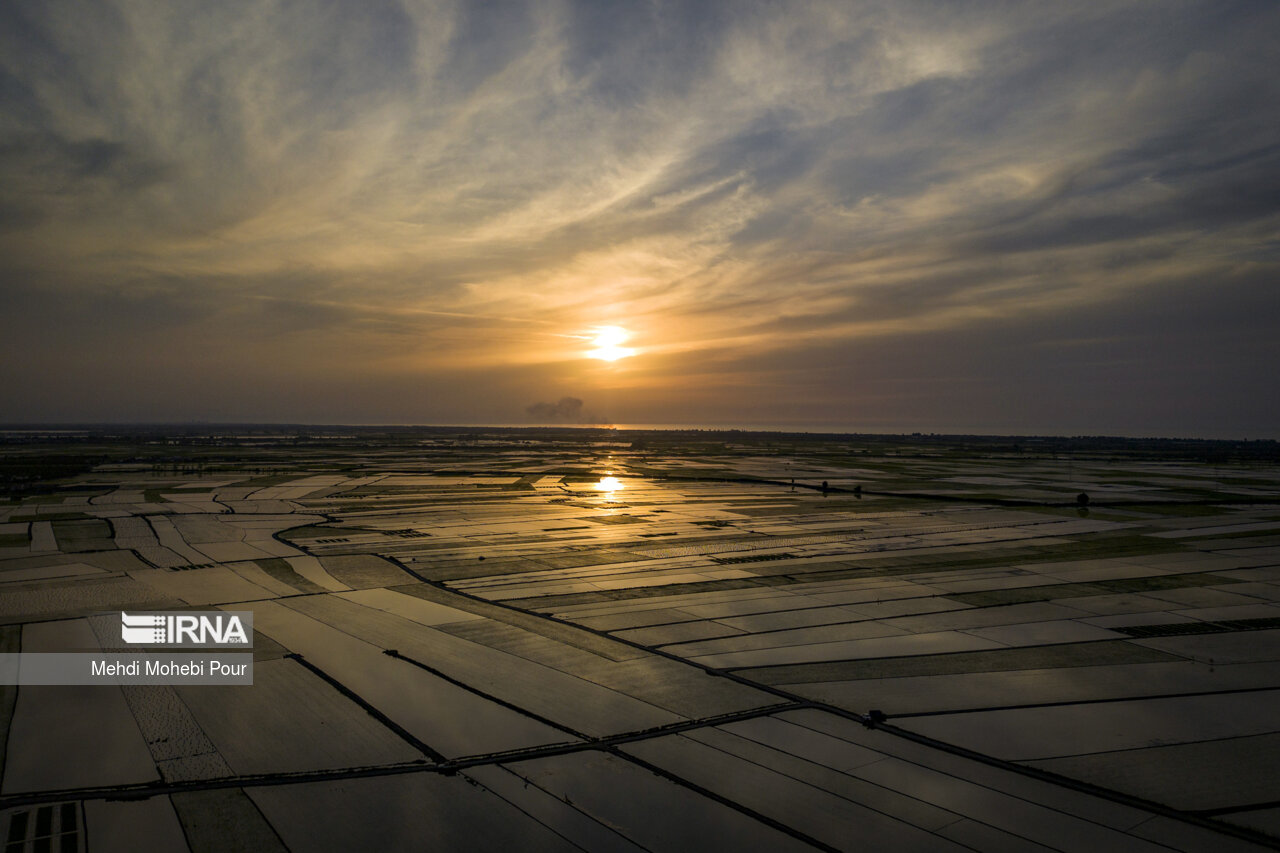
[{"left": 587, "top": 326, "right": 635, "bottom": 361}]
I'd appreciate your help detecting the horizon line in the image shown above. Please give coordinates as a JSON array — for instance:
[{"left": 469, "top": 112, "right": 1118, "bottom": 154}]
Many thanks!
[{"left": 1, "top": 422, "right": 1275, "bottom": 444}]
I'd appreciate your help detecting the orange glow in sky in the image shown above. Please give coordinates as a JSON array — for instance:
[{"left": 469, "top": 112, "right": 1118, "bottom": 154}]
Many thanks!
[{"left": 587, "top": 326, "right": 635, "bottom": 361}]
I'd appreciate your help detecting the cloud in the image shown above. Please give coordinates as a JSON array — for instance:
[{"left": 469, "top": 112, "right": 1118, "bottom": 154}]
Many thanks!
[
  {"left": 525, "top": 397, "right": 607, "bottom": 425},
  {"left": 1, "top": 1, "right": 1278, "bottom": 434}
]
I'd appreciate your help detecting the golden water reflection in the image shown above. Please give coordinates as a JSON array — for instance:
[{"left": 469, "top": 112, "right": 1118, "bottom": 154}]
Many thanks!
[{"left": 595, "top": 475, "right": 623, "bottom": 498}]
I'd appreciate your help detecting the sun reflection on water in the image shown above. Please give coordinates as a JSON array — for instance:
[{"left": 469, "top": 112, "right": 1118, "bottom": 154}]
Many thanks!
[{"left": 596, "top": 475, "right": 623, "bottom": 499}]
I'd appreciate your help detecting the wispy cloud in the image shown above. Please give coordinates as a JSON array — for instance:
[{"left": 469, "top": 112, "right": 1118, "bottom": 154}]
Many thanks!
[{"left": 2, "top": 0, "right": 1277, "bottom": 434}]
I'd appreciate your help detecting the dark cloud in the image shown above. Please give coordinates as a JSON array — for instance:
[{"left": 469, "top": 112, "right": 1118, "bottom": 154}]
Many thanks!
[{"left": 525, "top": 397, "right": 607, "bottom": 425}]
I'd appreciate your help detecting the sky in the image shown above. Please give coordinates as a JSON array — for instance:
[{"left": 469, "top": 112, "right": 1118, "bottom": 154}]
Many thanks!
[{"left": 2, "top": 1, "right": 1278, "bottom": 437}]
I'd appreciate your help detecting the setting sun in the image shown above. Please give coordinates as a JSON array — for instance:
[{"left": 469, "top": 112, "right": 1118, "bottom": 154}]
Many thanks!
[{"left": 587, "top": 326, "right": 635, "bottom": 361}]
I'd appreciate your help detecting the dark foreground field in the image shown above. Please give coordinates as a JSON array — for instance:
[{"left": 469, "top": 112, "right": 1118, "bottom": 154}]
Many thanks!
[{"left": 2, "top": 427, "right": 1280, "bottom": 851}]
